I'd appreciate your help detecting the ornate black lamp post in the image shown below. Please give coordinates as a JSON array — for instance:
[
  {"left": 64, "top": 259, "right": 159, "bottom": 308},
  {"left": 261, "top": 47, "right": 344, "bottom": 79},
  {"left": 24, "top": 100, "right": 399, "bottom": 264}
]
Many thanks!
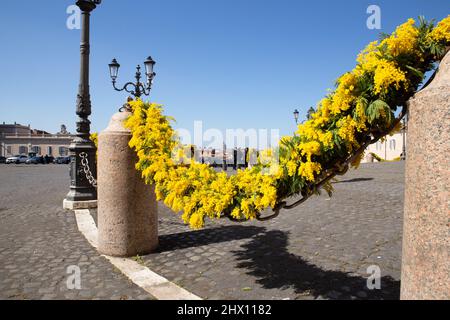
[
  {"left": 108, "top": 57, "right": 156, "bottom": 98},
  {"left": 293, "top": 109, "right": 300, "bottom": 125},
  {"left": 64, "top": 0, "right": 101, "bottom": 208}
]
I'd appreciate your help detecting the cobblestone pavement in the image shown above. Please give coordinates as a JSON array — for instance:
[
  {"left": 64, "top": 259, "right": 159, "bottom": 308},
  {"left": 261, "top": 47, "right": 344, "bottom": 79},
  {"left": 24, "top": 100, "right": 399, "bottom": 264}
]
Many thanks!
[
  {"left": 0, "top": 164, "right": 154, "bottom": 300},
  {"left": 0, "top": 162, "right": 404, "bottom": 300},
  {"left": 143, "top": 162, "right": 404, "bottom": 300}
]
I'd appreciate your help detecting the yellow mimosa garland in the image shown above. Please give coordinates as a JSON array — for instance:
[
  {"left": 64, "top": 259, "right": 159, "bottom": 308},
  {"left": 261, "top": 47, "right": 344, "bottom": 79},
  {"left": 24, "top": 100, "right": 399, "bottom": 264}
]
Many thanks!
[{"left": 124, "top": 16, "right": 450, "bottom": 229}]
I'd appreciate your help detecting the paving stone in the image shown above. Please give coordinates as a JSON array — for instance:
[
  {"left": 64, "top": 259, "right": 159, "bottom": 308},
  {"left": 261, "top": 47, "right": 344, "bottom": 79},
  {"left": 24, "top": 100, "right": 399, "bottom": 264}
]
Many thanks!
[{"left": 0, "top": 165, "right": 155, "bottom": 300}]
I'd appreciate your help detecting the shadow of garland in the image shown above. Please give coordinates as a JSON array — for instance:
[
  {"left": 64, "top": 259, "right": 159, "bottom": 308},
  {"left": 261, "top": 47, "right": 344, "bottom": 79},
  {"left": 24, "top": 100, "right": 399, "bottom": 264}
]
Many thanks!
[
  {"left": 156, "top": 225, "right": 266, "bottom": 253},
  {"left": 333, "top": 177, "right": 374, "bottom": 184},
  {"left": 232, "top": 230, "right": 400, "bottom": 300}
]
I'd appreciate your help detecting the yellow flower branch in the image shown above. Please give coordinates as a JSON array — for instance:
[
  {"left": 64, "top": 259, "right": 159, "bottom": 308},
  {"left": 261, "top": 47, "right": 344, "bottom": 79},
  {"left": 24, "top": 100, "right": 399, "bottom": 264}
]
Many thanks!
[{"left": 124, "top": 16, "right": 449, "bottom": 229}]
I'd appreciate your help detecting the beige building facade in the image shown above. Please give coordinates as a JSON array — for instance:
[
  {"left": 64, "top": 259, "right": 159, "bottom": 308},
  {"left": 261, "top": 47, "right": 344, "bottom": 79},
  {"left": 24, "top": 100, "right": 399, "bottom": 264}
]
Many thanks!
[
  {"left": 362, "top": 131, "right": 406, "bottom": 162},
  {"left": 0, "top": 123, "right": 74, "bottom": 158}
]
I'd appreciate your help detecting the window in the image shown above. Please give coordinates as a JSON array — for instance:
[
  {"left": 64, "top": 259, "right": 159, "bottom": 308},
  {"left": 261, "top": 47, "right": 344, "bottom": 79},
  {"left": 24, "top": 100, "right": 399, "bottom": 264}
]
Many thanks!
[
  {"left": 389, "top": 140, "right": 396, "bottom": 150},
  {"left": 59, "top": 147, "right": 69, "bottom": 156},
  {"left": 19, "top": 146, "right": 28, "bottom": 155},
  {"left": 376, "top": 142, "right": 381, "bottom": 150},
  {"left": 6, "top": 146, "right": 12, "bottom": 155},
  {"left": 47, "top": 146, "right": 53, "bottom": 156},
  {"left": 31, "top": 146, "right": 41, "bottom": 155}
]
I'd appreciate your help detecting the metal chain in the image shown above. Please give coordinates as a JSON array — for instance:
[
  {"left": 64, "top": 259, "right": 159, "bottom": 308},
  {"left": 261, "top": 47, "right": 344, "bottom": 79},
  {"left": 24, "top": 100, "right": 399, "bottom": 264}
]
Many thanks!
[{"left": 79, "top": 152, "right": 97, "bottom": 188}]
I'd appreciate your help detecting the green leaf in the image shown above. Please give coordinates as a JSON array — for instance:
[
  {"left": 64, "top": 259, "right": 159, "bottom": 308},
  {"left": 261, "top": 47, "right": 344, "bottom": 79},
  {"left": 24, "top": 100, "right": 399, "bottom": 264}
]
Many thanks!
[
  {"left": 405, "top": 65, "right": 424, "bottom": 79},
  {"left": 366, "top": 100, "right": 394, "bottom": 125}
]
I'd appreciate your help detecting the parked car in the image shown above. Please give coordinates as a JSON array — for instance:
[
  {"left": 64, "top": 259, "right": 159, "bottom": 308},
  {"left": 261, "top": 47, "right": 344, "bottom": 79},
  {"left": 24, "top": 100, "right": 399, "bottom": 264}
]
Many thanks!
[
  {"left": 19, "top": 155, "right": 29, "bottom": 163},
  {"left": 0, "top": 156, "right": 6, "bottom": 164},
  {"left": 26, "top": 156, "right": 44, "bottom": 164},
  {"left": 6, "top": 155, "right": 28, "bottom": 164},
  {"left": 54, "top": 156, "right": 71, "bottom": 164},
  {"left": 42, "top": 155, "right": 54, "bottom": 164},
  {"left": 6, "top": 156, "right": 18, "bottom": 164}
]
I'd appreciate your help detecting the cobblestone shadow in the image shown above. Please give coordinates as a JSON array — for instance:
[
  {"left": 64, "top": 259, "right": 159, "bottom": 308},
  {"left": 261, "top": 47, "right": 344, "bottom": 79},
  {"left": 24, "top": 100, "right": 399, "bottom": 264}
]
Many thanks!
[
  {"left": 333, "top": 178, "right": 374, "bottom": 184},
  {"left": 156, "top": 225, "right": 265, "bottom": 253},
  {"left": 233, "top": 230, "right": 400, "bottom": 300}
]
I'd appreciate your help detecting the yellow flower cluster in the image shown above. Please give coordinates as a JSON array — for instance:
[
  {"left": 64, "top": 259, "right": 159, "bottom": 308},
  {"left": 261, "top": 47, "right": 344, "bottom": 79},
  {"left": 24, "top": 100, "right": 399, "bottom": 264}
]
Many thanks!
[
  {"left": 357, "top": 41, "right": 409, "bottom": 95},
  {"left": 380, "top": 18, "right": 419, "bottom": 57},
  {"left": 90, "top": 132, "right": 98, "bottom": 158},
  {"left": 337, "top": 116, "right": 360, "bottom": 151},
  {"left": 90, "top": 132, "right": 98, "bottom": 146},
  {"left": 296, "top": 119, "right": 333, "bottom": 148},
  {"left": 429, "top": 15, "right": 450, "bottom": 43},
  {"left": 356, "top": 41, "right": 380, "bottom": 72},
  {"left": 298, "top": 162, "right": 322, "bottom": 182},
  {"left": 355, "top": 19, "right": 419, "bottom": 95},
  {"left": 125, "top": 100, "right": 278, "bottom": 229},
  {"left": 330, "top": 72, "right": 358, "bottom": 115},
  {"left": 373, "top": 59, "right": 408, "bottom": 94},
  {"left": 124, "top": 17, "right": 449, "bottom": 229}
]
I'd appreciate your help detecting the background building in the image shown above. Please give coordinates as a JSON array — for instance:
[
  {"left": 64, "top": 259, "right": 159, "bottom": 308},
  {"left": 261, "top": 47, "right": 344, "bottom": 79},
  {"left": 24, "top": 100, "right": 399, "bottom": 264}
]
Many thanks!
[
  {"left": 0, "top": 123, "right": 74, "bottom": 157},
  {"left": 362, "top": 132, "right": 406, "bottom": 163}
]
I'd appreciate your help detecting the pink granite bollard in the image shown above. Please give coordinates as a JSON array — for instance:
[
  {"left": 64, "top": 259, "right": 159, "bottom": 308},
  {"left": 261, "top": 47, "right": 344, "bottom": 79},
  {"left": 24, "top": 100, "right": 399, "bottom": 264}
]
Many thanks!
[
  {"left": 97, "top": 111, "right": 158, "bottom": 257},
  {"left": 400, "top": 50, "right": 450, "bottom": 300}
]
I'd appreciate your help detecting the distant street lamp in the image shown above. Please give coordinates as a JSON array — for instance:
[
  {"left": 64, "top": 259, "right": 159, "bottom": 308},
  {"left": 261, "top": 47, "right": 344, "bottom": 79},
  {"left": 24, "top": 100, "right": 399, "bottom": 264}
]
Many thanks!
[
  {"left": 401, "top": 116, "right": 407, "bottom": 160},
  {"left": 293, "top": 109, "right": 300, "bottom": 125},
  {"left": 64, "top": 0, "right": 101, "bottom": 208},
  {"left": 109, "top": 56, "right": 156, "bottom": 98}
]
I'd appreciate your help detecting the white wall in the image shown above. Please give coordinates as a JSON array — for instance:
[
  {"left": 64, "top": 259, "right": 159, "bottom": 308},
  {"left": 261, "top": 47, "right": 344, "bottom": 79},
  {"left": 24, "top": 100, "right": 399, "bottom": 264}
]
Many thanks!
[{"left": 362, "top": 132, "right": 406, "bottom": 162}]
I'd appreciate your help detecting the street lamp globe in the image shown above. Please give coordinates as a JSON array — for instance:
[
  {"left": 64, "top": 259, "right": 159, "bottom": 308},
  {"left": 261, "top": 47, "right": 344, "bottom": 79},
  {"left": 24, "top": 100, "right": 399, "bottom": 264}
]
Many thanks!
[
  {"left": 144, "top": 56, "right": 156, "bottom": 83},
  {"left": 108, "top": 58, "right": 120, "bottom": 81},
  {"left": 293, "top": 109, "right": 300, "bottom": 124}
]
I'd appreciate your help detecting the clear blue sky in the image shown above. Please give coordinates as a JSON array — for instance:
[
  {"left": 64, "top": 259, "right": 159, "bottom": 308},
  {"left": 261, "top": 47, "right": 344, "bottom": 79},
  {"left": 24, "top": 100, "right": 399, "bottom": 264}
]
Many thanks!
[{"left": 0, "top": 0, "right": 448, "bottom": 145}]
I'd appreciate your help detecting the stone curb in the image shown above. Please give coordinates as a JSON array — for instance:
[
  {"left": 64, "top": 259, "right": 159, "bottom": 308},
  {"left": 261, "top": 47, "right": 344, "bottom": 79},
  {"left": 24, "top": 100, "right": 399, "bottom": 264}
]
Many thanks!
[
  {"left": 63, "top": 199, "right": 98, "bottom": 210},
  {"left": 74, "top": 209, "right": 202, "bottom": 300}
]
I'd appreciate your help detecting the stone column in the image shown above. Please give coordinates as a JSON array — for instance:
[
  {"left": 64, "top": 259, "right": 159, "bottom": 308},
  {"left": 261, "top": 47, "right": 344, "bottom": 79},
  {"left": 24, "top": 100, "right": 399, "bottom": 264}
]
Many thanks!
[
  {"left": 400, "top": 51, "right": 450, "bottom": 300},
  {"left": 97, "top": 111, "right": 158, "bottom": 257}
]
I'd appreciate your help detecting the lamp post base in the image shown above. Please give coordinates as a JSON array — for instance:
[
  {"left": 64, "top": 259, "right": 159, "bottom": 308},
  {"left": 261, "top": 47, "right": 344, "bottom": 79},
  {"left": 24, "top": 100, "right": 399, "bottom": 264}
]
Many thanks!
[
  {"left": 63, "top": 199, "right": 98, "bottom": 210},
  {"left": 64, "top": 137, "right": 97, "bottom": 209}
]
